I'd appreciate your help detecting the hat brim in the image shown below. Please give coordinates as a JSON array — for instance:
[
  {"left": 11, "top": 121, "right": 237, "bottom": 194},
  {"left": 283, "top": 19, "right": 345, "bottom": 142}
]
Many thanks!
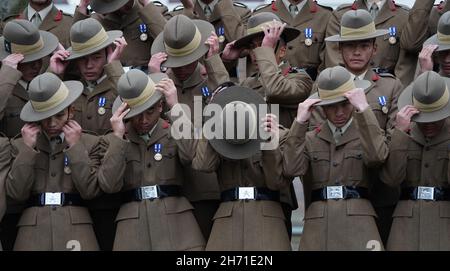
[
  {"left": 112, "top": 73, "right": 167, "bottom": 119},
  {"left": 398, "top": 78, "right": 450, "bottom": 123},
  {"left": 309, "top": 80, "right": 372, "bottom": 106},
  {"left": 90, "top": 0, "right": 129, "bottom": 14},
  {"left": 208, "top": 86, "right": 267, "bottom": 160},
  {"left": 65, "top": 30, "right": 123, "bottom": 61},
  {"left": 325, "top": 29, "right": 389, "bottom": 42},
  {"left": 0, "top": 31, "right": 59, "bottom": 63},
  {"left": 151, "top": 20, "right": 215, "bottom": 68},
  {"left": 423, "top": 34, "right": 450, "bottom": 52},
  {"left": 20, "top": 81, "right": 84, "bottom": 122},
  {"left": 234, "top": 27, "right": 300, "bottom": 49}
]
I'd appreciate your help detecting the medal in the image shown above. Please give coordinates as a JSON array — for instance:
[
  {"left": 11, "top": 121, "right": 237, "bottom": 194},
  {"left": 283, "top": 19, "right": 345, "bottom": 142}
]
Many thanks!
[
  {"left": 64, "top": 155, "right": 71, "bottom": 175},
  {"left": 98, "top": 97, "right": 106, "bottom": 115},
  {"left": 304, "top": 28, "right": 313, "bottom": 47},
  {"left": 154, "top": 143, "right": 162, "bottom": 161},
  {"left": 201, "top": 86, "right": 210, "bottom": 97},
  {"left": 139, "top": 24, "right": 148, "bottom": 42},
  {"left": 388, "top": 26, "right": 397, "bottom": 45},
  {"left": 378, "top": 96, "right": 388, "bottom": 114},
  {"left": 218, "top": 27, "right": 225, "bottom": 43}
]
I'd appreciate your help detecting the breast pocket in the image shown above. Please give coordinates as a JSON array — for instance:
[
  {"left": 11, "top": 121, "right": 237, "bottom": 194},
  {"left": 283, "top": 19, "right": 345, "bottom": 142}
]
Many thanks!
[
  {"left": 434, "top": 151, "right": 449, "bottom": 181},
  {"left": 124, "top": 151, "right": 141, "bottom": 184},
  {"left": 343, "top": 149, "right": 364, "bottom": 181},
  {"left": 406, "top": 150, "right": 422, "bottom": 182},
  {"left": 157, "top": 146, "right": 178, "bottom": 181},
  {"left": 368, "top": 101, "right": 388, "bottom": 130},
  {"left": 309, "top": 151, "right": 330, "bottom": 185},
  {"left": 296, "top": 31, "right": 325, "bottom": 65}
]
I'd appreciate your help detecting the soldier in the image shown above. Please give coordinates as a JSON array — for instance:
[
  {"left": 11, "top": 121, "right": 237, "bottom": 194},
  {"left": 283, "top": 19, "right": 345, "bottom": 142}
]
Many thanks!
[
  {"left": 0, "top": 19, "right": 58, "bottom": 250},
  {"left": 97, "top": 69, "right": 205, "bottom": 250},
  {"left": 192, "top": 85, "right": 291, "bottom": 250},
  {"left": 150, "top": 14, "right": 229, "bottom": 240},
  {"left": 6, "top": 73, "right": 102, "bottom": 251},
  {"left": 283, "top": 66, "right": 388, "bottom": 250},
  {"left": 430, "top": 0, "right": 450, "bottom": 35},
  {"left": 74, "top": 0, "right": 169, "bottom": 69},
  {"left": 380, "top": 71, "right": 450, "bottom": 250},
  {"left": 0, "top": 136, "right": 11, "bottom": 251},
  {"left": 253, "top": 0, "right": 332, "bottom": 81},
  {"left": 170, "top": 0, "right": 251, "bottom": 81}
]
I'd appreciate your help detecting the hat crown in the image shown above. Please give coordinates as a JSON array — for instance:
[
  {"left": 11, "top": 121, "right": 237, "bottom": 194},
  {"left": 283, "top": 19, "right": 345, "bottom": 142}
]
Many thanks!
[
  {"left": 413, "top": 71, "right": 447, "bottom": 104},
  {"left": 163, "top": 15, "right": 197, "bottom": 49},
  {"left": 341, "top": 9, "right": 374, "bottom": 29},
  {"left": 247, "top": 12, "right": 281, "bottom": 29},
  {"left": 70, "top": 18, "right": 104, "bottom": 44},
  {"left": 117, "top": 69, "right": 151, "bottom": 99},
  {"left": 438, "top": 11, "right": 450, "bottom": 35},
  {"left": 221, "top": 101, "right": 258, "bottom": 145},
  {"left": 317, "top": 66, "right": 352, "bottom": 91},
  {"left": 28, "top": 73, "right": 63, "bottom": 102},
  {"left": 3, "top": 19, "right": 40, "bottom": 45}
]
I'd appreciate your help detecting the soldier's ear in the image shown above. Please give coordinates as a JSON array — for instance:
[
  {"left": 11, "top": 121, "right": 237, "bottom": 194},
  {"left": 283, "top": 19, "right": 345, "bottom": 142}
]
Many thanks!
[{"left": 68, "top": 105, "right": 75, "bottom": 120}]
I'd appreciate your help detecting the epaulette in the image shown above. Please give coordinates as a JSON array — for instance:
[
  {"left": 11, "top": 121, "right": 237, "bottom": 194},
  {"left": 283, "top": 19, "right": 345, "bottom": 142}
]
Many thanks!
[
  {"left": 316, "top": 4, "right": 333, "bottom": 12},
  {"left": 61, "top": 10, "right": 74, "bottom": 17},
  {"left": 152, "top": 1, "right": 164, "bottom": 7},
  {"left": 254, "top": 3, "right": 271, "bottom": 12},
  {"left": 1, "top": 13, "right": 22, "bottom": 21},
  {"left": 172, "top": 5, "right": 184, "bottom": 12},
  {"left": 233, "top": 2, "right": 248, "bottom": 9},
  {"left": 394, "top": 3, "right": 410, "bottom": 11},
  {"left": 372, "top": 68, "right": 395, "bottom": 78},
  {"left": 336, "top": 3, "right": 353, "bottom": 11}
]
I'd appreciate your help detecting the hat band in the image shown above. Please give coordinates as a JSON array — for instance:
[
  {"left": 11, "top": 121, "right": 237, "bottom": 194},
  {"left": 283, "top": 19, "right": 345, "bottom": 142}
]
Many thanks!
[
  {"left": 30, "top": 83, "right": 70, "bottom": 113},
  {"left": 8, "top": 36, "right": 44, "bottom": 55},
  {"left": 246, "top": 22, "right": 272, "bottom": 35},
  {"left": 71, "top": 28, "right": 109, "bottom": 54},
  {"left": 164, "top": 27, "right": 202, "bottom": 57},
  {"left": 340, "top": 22, "right": 377, "bottom": 39},
  {"left": 437, "top": 31, "right": 450, "bottom": 44},
  {"left": 413, "top": 86, "right": 449, "bottom": 113},
  {"left": 318, "top": 78, "right": 355, "bottom": 100},
  {"left": 122, "top": 78, "right": 156, "bottom": 108}
]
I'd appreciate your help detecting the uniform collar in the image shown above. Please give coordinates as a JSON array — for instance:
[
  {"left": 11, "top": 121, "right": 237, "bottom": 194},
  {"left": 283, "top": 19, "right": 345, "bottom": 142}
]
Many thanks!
[
  {"left": 139, "top": 123, "right": 159, "bottom": 143},
  {"left": 350, "top": 69, "right": 369, "bottom": 81},
  {"left": 410, "top": 120, "right": 450, "bottom": 147},
  {"left": 18, "top": 79, "right": 29, "bottom": 91},
  {"left": 365, "top": 0, "right": 386, "bottom": 10},
  {"left": 198, "top": 0, "right": 220, "bottom": 13},
  {"left": 281, "top": 0, "right": 307, "bottom": 14},
  {"left": 327, "top": 117, "right": 353, "bottom": 143},
  {"left": 27, "top": 3, "right": 54, "bottom": 21}
]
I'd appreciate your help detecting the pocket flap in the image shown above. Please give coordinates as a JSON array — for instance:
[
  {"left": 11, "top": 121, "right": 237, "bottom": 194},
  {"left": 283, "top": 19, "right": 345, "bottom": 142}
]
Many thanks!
[
  {"left": 212, "top": 202, "right": 233, "bottom": 220},
  {"left": 310, "top": 151, "right": 330, "bottom": 162},
  {"left": 392, "top": 201, "right": 414, "bottom": 217},
  {"left": 69, "top": 206, "right": 93, "bottom": 224},
  {"left": 344, "top": 150, "right": 363, "bottom": 159},
  {"left": 346, "top": 199, "right": 377, "bottom": 217},
  {"left": 17, "top": 207, "right": 38, "bottom": 226},
  {"left": 261, "top": 202, "right": 285, "bottom": 220},
  {"left": 305, "top": 202, "right": 325, "bottom": 219},
  {"left": 115, "top": 202, "right": 140, "bottom": 222},
  {"left": 163, "top": 197, "right": 194, "bottom": 214}
]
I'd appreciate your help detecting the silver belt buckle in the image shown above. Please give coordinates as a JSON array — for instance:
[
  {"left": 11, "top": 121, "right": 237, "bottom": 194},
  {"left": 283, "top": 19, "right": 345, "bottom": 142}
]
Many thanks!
[
  {"left": 141, "top": 185, "right": 159, "bottom": 200},
  {"left": 326, "top": 186, "right": 344, "bottom": 200},
  {"left": 238, "top": 187, "right": 255, "bottom": 200},
  {"left": 417, "top": 186, "right": 435, "bottom": 200},
  {"left": 44, "top": 192, "right": 62, "bottom": 205}
]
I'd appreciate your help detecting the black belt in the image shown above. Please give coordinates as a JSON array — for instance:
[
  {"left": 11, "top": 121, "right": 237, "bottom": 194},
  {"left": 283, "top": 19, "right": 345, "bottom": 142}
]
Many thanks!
[
  {"left": 311, "top": 186, "right": 369, "bottom": 202},
  {"left": 122, "top": 185, "right": 181, "bottom": 203},
  {"left": 220, "top": 187, "right": 280, "bottom": 202},
  {"left": 400, "top": 187, "right": 450, "bottom": 201},
  {"left": 27, "top": 193, "right": 85, "bottom": 207}
]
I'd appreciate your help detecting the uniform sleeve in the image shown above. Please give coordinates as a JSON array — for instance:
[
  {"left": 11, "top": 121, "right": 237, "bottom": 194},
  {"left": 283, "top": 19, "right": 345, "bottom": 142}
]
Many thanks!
[
  {"left": 323, "top": 10, "right": 343, "bottom": 69},
  {"left": 0, "top": 138, "right": 11, "bottom": 221},
  {"left": 204, "top": 53, "right": 230, "bottom": 89},
  {"left": 0, "top": 65, "right": 22, "bottom": 120},
  {"left": 6, "top": 139, "right": 38, "bottom": 202},
  {"left": 138, "top": 2, "right": 167, "bottom": 39},
  {"left": 72, "top": 6, "right": 90, "bottom": 25},
  {"left": 104, "top": 60, "right": 124, "bottom": 87},
  {"left": 353, "top": 107, "right": 389, "bottom": 167},
  {"left": 386, "top": 78, "right": 403, "bottom": 131},
  {"left": 217, "top": 0, "right": 250, "bottom": 42},
  {"left": 282, "top": 120, "right": 310, "bottom": 178},
  {"left": 254, "top": 46, "right": 313, "bottom": 105},
  {"left": 400, "top": 0, "right": 435, "bottom": 52},
  {"left": 379, "top": 128, "right": 410, "bottom": 187},
  {"left": 191, "top": 138, "right": 221, "bottom": 172},
  {"left": 262, "top": 127, "right": 291, "bottom": 190}
]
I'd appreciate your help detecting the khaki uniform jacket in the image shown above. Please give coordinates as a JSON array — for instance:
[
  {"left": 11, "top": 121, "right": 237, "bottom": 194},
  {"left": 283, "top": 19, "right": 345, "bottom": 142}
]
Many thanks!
[
  {"left": 170, "top": 0, "right": 251, "bottom": 77},
  {"left": 254, "top": 0, "right": 332, "bottom": 77},
  {"left": 0, "top": 137, "right": 11, "bottom": 251},
  {"left": 73, "top": 1, "right": 167, "bottom": 67},
  {"left": 283, "top": 108, "right": 388, "bottom": 250},
  {"left": 192, "top": 138, "right": 291, "bottom": 251},
  {"left": 97, "top": 117, "right": 205, "bottom": 251},
  {"left": 6, "top": 132, "right": 102, "bottom": 251},
  {"left": 380, "top": 123, "right": 450, "bottom": 251},
  {"left": 0, "top": 64, "right": 28, "bottom": 138},
  {"left": 324, "top": 0, "right": 413, "bottom": 86},
  {"left": 166, "top": 54, "right": 229, "bottom": 202},
  {"left": 71, "top": 61, "right": 123, "bottom": 135},
  {"left": 429, "top": 1, "right": 450, "bottom": 35}
]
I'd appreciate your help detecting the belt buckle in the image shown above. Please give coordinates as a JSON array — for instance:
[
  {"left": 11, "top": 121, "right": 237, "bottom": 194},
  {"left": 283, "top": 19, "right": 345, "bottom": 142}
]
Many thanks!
[
  {"left": 44, "top": 192, "right": 62, "bottom": 206},
  {"left": 326, "top": 186, "right": 344, "bottom": 200},
  {"left": 417, "top": 186, "right": 435, "bottom": 201},
  {"left": 238, "top": 187, "right": 255, "bottom": 200},
  {"left": 141, "top": 185, "right": 159, "bottom": 200}
]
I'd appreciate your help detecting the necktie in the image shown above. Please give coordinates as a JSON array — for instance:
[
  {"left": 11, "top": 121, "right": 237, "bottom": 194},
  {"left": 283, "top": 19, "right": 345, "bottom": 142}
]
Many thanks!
[
  {"left": 289, "top": 4, "right": 299, "bottom": 17},
  {"left": 204, "top": 5, "right": 212, "bottom": 18},
  {"left": 32, "top": 13, "right": 42, "bottom": 28},
  {"left": 334, "top": 127, "right": 343, "bottom": 143},
  {"left": 50, "top": 136, "right": 62, "bottom": 150},
  {"left": 370, "top": 3, "right": 379, "bottom": 19},
  {"left": 86, "top": 81, "right": 96, "bottom": 92}
]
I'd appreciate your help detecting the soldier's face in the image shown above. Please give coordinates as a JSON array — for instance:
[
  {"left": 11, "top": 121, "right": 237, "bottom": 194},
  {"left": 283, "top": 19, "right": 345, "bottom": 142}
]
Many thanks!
[
  {"left": 41, "top": 106, "right": 75, "bottom": 138},
  {"left": 417, "top": 119, "right": 445, "bottom": 138},
  {"left": 76, "top": 50, "right": 107, "bottom": 82},
  {"left": 437, "top": 50, "right": 450, "bottom": 75},
  {"left": 130, "top": 102, "right": 163, "bottom": 134},
  {"left": 18, "top": 59, "right": 43, "bottom": 82},
  {"left": 172, "top": 61, "right": 198, "bottom": 81},
  {"left": 340, "top": 40, "right": 376, "bottom": 73},
  {"left": 322, "top": 100, "right": 354, "bottom": 128}
]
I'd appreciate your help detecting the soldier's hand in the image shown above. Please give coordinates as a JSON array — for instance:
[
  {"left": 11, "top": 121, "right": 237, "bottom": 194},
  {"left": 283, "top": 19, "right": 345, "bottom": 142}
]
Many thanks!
[
  {"left": 138, "top": 0, "right": 151, "bottom": 6},
  {"left": 1, "top": 53, "right": 24, "bottom": 69},
  {"left": 395, "top": 105, "right": 419, "bottom": 132},
  {"left": 419, "top": 44, "right": 438, "bottom": 74},
  {"left": 156, "top": 78, "right": 178, "bottom": 108},
  {"left": 261, "top": 20, "right": 286, "bottom": 49},
  {"left": 206, "top": 31, "right": 220, "bottom": 58},
  {"left": 296, "top": 98, "right": 321, "bottom": 124},
  {"left": 222, "top": 40, "right": 242, "bottom": 62},
  {"left": 344, "top": 88, "right": 369, "bottom": 112},
  {"left": 78, "top": 0, "right": 91, "bottom": 15},
  {"left": 148, "top": 52, "right": 168, "bottom": 74},
  {"left": 107, "top": 37, "right": 128, "bottom": 64},
  {"left": 110, "top": 102, "right": 130, "bottom": 139},
  {"left": 63, "top": 120, "right": 83, "bottom": 147},
  {"left": 50, "top": 49, "right": 70, "bottom": 75},
  {"left": 21, "top": 123, "right": 41, "bottom": 149},
  {"left": 261, "top": 114, "right": 279, "bottom": 139},
  {"left": 180, "top": 0, "right": 194, "bottom": 9}
]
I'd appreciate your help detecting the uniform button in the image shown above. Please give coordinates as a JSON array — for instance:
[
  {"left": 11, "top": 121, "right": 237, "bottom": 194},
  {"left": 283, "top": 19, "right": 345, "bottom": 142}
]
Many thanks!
[
  {"left": 87, "top": 116, "right": 92, "bottom": 120},
  {"left": 52, "top": 206, "right": 57, "bottom": 211},
  {"left": 332, "top": 162, "right": 338, "bottom": 167},
  {"left": 424, "top": 163, "right": 429, "bottom": 168},
  {"left": 147, "top": 163, "right": 151, "bottom": 168},
  {"left": 51, "top": 172, "right": 56, "bottom": 177},
  {"left": 288, "top": 46, "right": 293, "bottom": 50},
  {"left": 147, "top": 146, "right": 151, "bottom": 151},
  {"left": 51, "top": 156, "right": 56, "bottom": 160}
]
